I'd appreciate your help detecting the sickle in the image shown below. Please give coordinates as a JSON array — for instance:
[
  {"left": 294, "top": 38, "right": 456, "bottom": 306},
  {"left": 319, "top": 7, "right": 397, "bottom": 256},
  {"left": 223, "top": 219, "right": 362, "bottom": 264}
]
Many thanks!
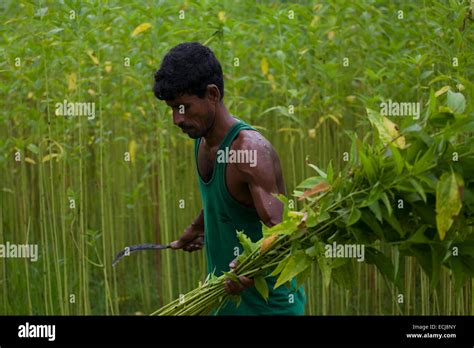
[{"left": 112, "top": 243, "right": 171, "bottom": 267}]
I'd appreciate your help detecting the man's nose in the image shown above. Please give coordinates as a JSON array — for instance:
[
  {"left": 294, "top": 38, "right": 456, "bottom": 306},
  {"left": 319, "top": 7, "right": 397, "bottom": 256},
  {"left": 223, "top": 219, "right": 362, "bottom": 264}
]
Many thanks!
[{"left": 172, "top": 111, "right": 184, "bottom": 127}]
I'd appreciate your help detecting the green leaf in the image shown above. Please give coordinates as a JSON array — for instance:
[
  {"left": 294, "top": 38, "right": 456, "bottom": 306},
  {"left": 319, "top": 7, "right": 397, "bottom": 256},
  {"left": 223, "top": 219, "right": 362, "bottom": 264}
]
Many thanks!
[
  {"left": 222, "top": 271, "right": 239, "bottom": 283},
  {"left": 427, "top": 88, "right": 437, "bottom": 118},
  {"left": 27, "top": 143, "right": 40, "bottom": 154},
  {"left": 274, "top": 251, "right": 311, "bottom": 289},
  {"left": 367, "top": 108, "right": 406, "bottom": 148},
  {"left": 365, "top": 247, "right": 395, "bottom": 282},
  {"left": 317, "top": 255, "right": 332, "bottom": 289},
  {"left": 297, "top": 176, "right": 322, "bottom": 189},
  {"left": 274, "top": 194, "right": 289, "bottom": 219},
  {"left": 34, "top": 7, "right": 48, "bottom": 17},
  {"left": 455, "top": 241, "right": 474, "bottom": 258},
  {"left": 254, "top": 276, "right": 269, "bottom": 301},
  {"left": 359, "top": 150, "right": 377, "bottom": 185},
  {"left": 446, "top": 90, "right": 466, "bottom": 114},
  {"left": 327, "top": 160, "right": 334, "bottom": 183},
  {"left": 47, "top": 27, "right": 64, "bottom": 35},
  {"left": 360, "top": 209, "right": 384, "bottom": 239},
  {"left": 412, "top": 143, "right": 437, "bottom": 175},
  {"left": 368, "top": 200, "right": 382, "bottom": 222},
  {"left": 305, "top": 245, "right": 318, "bottom": 258},
  {"left": 407, "top": 225, "right": 430, "bottom": 243},
  {"left": 401, "top": 124, "right": 422, "bottom": 133},
  {"left": 409, "top": 178, "right": 427, "bottom": 203},
  {"left": 389, "top": 145, "right": 404, "bottom": 175},
  {"left": 236, "top": 231, "right": 257, "bottom": 254},
  {"left": 305, "top": 208, "right": 318, "bottom": 228},
  {"left": 265, "top": 218, "right": 299, "bottom": 236},
  {"left": 381, "top": 208, "right": 404, "bottom": 236},
  {"left": 361, "top": 182, "right": 382, "bottom": 207},
  {"left": 317, "top": 210, "right": 330, "bottom": 223},
  {"left": 307, "top": 163, "right": 327, "bottom": 179},
  {"left": 435, "top": 171, "right": 464, "bottom": 240},
  {"left": 295, "top": 265, "right": 312, "bottom": 288},
  {"left": 347, "top": 207, "right": 361, "bottom": 226},
  {"left": 270, "top": 255, "right": 290, "bottom": 277},
  {"left": 380, "top": 192, "right": 393, "bottom": 217},
  {"left": 393, "top": 250, "right": 404, "bottom": 289},
  {"left": 449, "top": 256, "right": 466, "bottom": 293}
]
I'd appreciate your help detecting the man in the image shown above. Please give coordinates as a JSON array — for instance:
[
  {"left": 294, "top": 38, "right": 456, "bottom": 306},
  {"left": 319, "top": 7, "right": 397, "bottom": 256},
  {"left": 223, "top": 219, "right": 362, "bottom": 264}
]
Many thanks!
[{"left": 153, "top": 42, "right": 305, "bottom": 315}]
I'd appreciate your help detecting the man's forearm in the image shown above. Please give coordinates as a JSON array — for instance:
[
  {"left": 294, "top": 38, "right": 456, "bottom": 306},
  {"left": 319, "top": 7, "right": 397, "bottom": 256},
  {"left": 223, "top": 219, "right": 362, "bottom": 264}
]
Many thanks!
[{"left": 191, "top": 209, "right": 204, "bottom": 228}]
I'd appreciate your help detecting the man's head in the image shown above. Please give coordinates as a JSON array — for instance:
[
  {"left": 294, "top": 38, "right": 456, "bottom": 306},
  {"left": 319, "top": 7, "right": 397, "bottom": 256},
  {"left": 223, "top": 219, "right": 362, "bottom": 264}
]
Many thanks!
[{"left": 153, "top": 42, "right": 224, "bottom": 139}]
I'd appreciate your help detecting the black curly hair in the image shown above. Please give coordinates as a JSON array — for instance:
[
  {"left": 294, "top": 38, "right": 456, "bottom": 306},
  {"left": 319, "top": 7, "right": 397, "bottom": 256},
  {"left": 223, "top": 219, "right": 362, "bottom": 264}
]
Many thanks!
[{"left": 153, "top": 42, "right": 224, "bottom": 101}]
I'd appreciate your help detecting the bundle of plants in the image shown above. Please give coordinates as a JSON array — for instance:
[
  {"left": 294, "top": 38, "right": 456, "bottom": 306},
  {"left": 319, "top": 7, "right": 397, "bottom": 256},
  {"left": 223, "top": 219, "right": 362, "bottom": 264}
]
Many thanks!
[{"left": 151, "top": 89, "right": 474, "bottom": 316}]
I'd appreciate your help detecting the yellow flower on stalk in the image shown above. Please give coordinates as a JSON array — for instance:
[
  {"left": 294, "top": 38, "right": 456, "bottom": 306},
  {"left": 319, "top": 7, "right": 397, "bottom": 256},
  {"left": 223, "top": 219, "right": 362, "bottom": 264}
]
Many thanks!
[
  {"left": 218, "top": 11, "right": 226, "bottom": 22},
  {"left": 86, "top": 49, "right": 99, "bottom": 65},
  {"left": 105, "top": 61, "right": 112, "bottom": 73},
  {"left": 267, "top": 74, "right": 276, "bottom": 91},
  {"left": 346, "top": 95, "right": 356, "bottom": 103},
  {"left": 131, "top": 23, "right": 152, "bottom": 37},
  {"left": 68, "top": 73, "right": 77, "bottom": 91},
  {"left": 261, "top": 57, "right": 269, "bottom": 76},
  {"left": 310, "top": 16, "right": 320, "bottom": 27}
]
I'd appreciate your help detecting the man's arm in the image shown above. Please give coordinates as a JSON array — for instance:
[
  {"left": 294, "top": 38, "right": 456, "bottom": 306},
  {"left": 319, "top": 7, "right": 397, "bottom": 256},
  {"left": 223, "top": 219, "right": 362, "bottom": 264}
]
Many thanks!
[
  {"left": 170, "top": 209, "right": 204, "bottom": 252},
  {"left": 224, "top": 131, "right": 285, "bottom": 294},
  {"left": 191, "top": 209, "right": 205, "bottom": 228},
  {"left": 235, "top": 132, "right": 285, "bottom": 227}
]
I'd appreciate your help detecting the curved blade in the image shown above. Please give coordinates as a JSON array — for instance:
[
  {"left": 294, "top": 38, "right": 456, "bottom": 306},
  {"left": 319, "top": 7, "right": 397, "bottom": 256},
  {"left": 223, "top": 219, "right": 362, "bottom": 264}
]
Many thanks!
[{"left": 112, "top": 243, "right": 170, "bottom": 267}]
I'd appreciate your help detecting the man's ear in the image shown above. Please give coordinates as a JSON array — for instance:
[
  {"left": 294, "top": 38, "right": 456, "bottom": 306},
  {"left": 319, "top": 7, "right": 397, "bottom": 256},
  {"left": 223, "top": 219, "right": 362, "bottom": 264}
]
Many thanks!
[{"left": 206, "top": 84, "right": 221, "bottom": 103}]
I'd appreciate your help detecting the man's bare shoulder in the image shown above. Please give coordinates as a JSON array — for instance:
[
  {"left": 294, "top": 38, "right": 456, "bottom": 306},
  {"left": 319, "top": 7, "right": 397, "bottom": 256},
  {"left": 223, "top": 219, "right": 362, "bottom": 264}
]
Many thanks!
[
  {"left": 231, "top": 129, "right": 275, "bottom": 155},
  {"left": 230, "top": 129, "right": 280, "bottom": 176}
]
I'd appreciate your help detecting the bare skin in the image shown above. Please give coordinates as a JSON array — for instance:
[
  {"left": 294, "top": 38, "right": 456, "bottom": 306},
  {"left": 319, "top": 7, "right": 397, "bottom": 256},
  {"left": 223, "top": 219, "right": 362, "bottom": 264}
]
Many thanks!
[{"left": 166, "top": 84, "right": 286, "bottom": 294}]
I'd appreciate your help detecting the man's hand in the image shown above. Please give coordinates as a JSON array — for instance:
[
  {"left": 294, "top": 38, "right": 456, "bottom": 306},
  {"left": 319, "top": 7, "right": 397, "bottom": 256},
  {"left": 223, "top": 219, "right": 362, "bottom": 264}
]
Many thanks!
[
  {"left": 170, "top": 224, "right": 204, "bottom": 252},
  {"left": 224, "top": 259, "right": 254, "bottom": 294}
]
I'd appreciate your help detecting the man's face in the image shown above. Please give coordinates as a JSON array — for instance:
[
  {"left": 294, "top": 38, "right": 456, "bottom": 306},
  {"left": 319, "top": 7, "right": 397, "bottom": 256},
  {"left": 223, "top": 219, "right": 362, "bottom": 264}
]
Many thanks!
[{"left": 165, "top": 93, "right": 215, "bottom": 139}]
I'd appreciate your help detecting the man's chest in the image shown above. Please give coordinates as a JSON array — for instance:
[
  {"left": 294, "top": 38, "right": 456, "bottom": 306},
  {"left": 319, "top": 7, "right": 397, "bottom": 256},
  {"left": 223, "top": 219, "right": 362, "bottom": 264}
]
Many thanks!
[{"left": 197, "top": 141, "right": 254, "bottom": 207}]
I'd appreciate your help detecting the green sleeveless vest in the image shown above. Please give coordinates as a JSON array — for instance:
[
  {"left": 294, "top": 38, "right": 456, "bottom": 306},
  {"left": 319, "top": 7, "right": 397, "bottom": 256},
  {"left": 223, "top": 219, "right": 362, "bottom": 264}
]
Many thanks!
[{"left": 194, "top": 118, "right": 306, "bottom": 315}]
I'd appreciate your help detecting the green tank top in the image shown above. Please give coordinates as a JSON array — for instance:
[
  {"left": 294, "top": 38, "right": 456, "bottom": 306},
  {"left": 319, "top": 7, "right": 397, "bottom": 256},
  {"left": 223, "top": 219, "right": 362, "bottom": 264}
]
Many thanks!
[{"left": 194, "top": 118, "right": 306, "bottom": 315}]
